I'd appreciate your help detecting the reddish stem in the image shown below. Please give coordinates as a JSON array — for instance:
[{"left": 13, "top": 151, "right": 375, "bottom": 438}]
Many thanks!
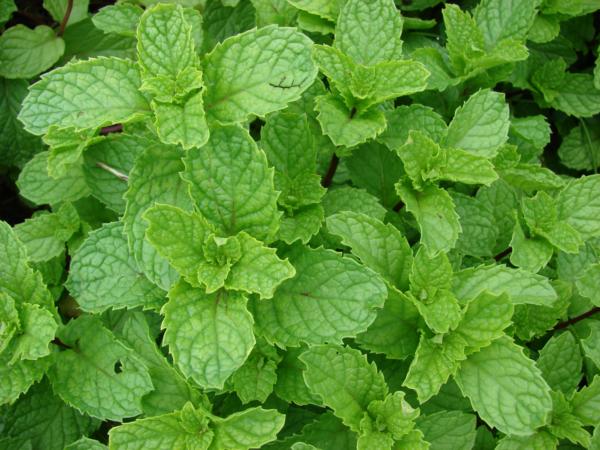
[
  {"left": 322, "top": 153, "right": 339, "bottom": 188},
  {"left": 57, "top": 0, "right": 74, "bottom": 36}
]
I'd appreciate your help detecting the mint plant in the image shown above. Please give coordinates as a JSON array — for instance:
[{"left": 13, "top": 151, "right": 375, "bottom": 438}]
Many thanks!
[{"left": 1, "top": 0, "right": 600, "bottom": 448}]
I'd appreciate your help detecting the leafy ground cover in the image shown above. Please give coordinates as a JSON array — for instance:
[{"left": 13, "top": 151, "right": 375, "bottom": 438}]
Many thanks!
[{"left": 1, "top": 0, "right": 600, "bottom": 448}]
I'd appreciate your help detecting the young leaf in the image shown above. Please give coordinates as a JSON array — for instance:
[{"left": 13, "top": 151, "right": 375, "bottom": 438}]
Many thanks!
[
  {"left": 183, "top": 125, "right": 280, "bottom": 242},
  {"left": 455, "top": 336, "right": 552, "bottom": 436},
  {"left": 251, "top": 245, "right": 386, "bottom": 347},
  {"left": 536, "top": 331, "right": 582, "bottom": 395},
  {"left": 300, "top": 344, "right": 388, "bottom": 431},
  {"left": 203, "top": 25, "right": 317, "bottom": 123},
  {"left": 162, "top": 281, "right": 255, "bottom": 390},
  {"left": 571, "top": 376, "right": 600, "bottom": 426},
  {"left": 92, "top": 4, "right": 143, "bottom": 37},
  {"left": 18, "top": 57, "right": 150, "bottom": 136},
  {"left": 557, "top": 175, "right": 600, "bottom": 240},
  {"left": 474, "top": 0, "right": 540, "bottom": 47},
  {"left": 153, "top": 92, "right": 209, "bottom": 149},
  {"left": 211, "top": 407, "right": 285, "bottom": 449},
  {"left": 416, "top": 410, "right": 477, "bottom": 450}
]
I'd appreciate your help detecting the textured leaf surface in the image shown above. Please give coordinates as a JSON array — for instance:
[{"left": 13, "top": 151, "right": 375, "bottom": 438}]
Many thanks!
[
  {"left": 162, "top": 282, "right": 255, "bottom": 389},
  {"left": 455, "top": 337, "right": 552, "bottom": 435},
  {"left": 92, "top": 4, "right": 142, "bottom": 37},
  {"left": 19, "top": 57, "right": 150, "bottom": 136},
  {"left": 335, "top": 0, "right": 403, "bottom": 65},
  {"left": 557, "top": 175, "right": 600, "bottom": 240},
  {"left": 183, "top": 125, "right": 280, "bottom": 241},
  {"left": 153, "top": 92, "right": 209, "bottom": 149},
  {"left": 300, "top": 344, "right": 388, "bottom": 431},
  {"left": 203, "top": 25, "right": 317, "bottom": 123},
  {"left": 211, "top": 407, "right": 285, "bottom": 449},
  {"left": 326, "top": 211, "right": 412, "bottom": 289},
  {"left": 0, "top": 25, "right": 64, "bottom": 79},
  {"left": 49, "top": 315, "right": 154, "bottom": 420},
  {"left": 66, "top": 222, "right": 165, "bottom": 313},
  {"left": 251, "top": 245, "right": 386, "bottom": 347},
  {"left": 445, "top": 89, "right": 509, "bottom": 158},
  {"left": 537, "top": 331, "right": 582, "bottom": 395}
]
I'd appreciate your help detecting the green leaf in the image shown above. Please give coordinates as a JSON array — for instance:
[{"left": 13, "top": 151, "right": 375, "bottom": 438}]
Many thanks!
[
  {"left": 355, "top": 289, "right": 420, "bottom": 361},
  {"left": 49, "top": 315, "right": 154, "bottom": 420},
  {"left": 1, "top": 380, "right": 98, "bottom": 450},
  {"left": 452, "top": 264, "right": 557, "bottom": 306},
  {"left": 510, "top": 218, "right": 554, "bottom": 273},
  {"left": 0, "top": 221, "right": 54, "bottom": 310},
  {"left": 367, "top": 390, "right": 419, "bottom": 440},
  {"left": 442, "top": 4, "right": 486, "bottom": 75},
  {"left": 153, "top": 92, "right": 210, "bottom": 149},
  {"left": 404, "top": 334, "right": 463, "bottom": 402},
  {"left": 549, "top": 73, "right": 600, "bottom": 118},
  {"left": 455, "top": 336, "right": 552, "bottom": 435},
  {"left": 315, "top": 93, "right": 386, "bottom": 147},
  {"left": 43, "top": 0, "right": 88, "bottom": 25},
  {"left": 252, "top": 245, "right": 386, "bottom": 347},
  {"left": 14, "top": 203, "right": 79, "bottom": 262},
  {"left": 287, "top": 0, "right": 344, "bottom": 21},
  {"left": 576, "top": 263, "right": 600, "bottom": 306},
  {"left": 537, "top": 331, "right": 582, "bottom": 395},
  {"left": 203, "top": 25, "right": 317, "bottom": 123},
  {"left": 322, "top": 186, "right": 387, "bottom": 222},
  {"left": 123, "top": 144, "right": 193, "bottom": 291},
  {"left": 474, "top": 0, "right": 540, "bottom": 48},
  {"left": 231, "top": 351, "right": 279, "bottom": 404},
  {"left": 137, "top": 4, "right": 196, "bottom": 80},
  {"left": 445, "top": 89, "right": 510, "bottom": 158},
  {"left": 112, "top": 312, "right": 201, "bottom": 417},
  {"left": 226, "top": 232, "right": 295, "bottom": 299},
  {"left": 558, "top": 120, "right": 600, "bottom": 171},
  {"left": 109, "top": 403, "right": 214, "bottom": 450},
  {"left": 18, "top": 57, "right": 150, "bottom": 136},
  {"left": 211, "top": 407, "right": 285, "bottom": 449},
  {"left": 92, "top": 4, "right": 143, "bottom": 37},
  {"left": 326, "top": 211, "right": 412, "bottom": 290},
  {"left": 65, "top": 437, "right": 107, "bottom": 450},
  {"left": 335, "top": 0, "right": 403, "bottom": 66},
  {"left": 143, "top": 204, "right": 210, "bottom": 287},
  {"left": 0, "top": 0, "right": 16, "bottom": 27},
  {"left": 454, "top": 291, "right": 513, "bottom": 353},
  {"left": 453, "top": 193, "right": 498, "bottom": 257},
  {"left": 17, "top": 151, "right": 90, "bottom": 206},
  {"left": 548, "top": 391, "right": 591, "bottom": 448},
  {"left": 0, "top": 352, "right": 48, "bottom": 406},
  {"left": 45, "top": 127, "right": 102, "bottom": 179},
  {"left": 378, "top": 104, "right": 447, "bottom": 150},
  {"left": 274, "top": 347, "right": 322, "bottom": 406},
  {"left": 251, "top": 0, "right": 298, "bottom": 27},
  {"left": 0, "top": 25, "right": 64, "bottom": 79},
  {"left": 278, "top": 204, "right": 324, "bottom": 245},
  {"left": 571, "top": 376, "right": 600, "bottom": 426},
  {"left": 416, "top": 410, "right": 476, "bottom": 450},
  {"left": 66, "top": 222, "right": 164, "bottom": 312},
  {"left": 66, "top": 222, "right": 164, "bottom": 313},
  {"left": 396, "top": 180, "right": 461, "bottom": 256},
  {"left": 183, "top": 125, "right": 280, "bottom": 241},
  {"left": 495, "top": 430, "right": 557, "bottom": 450},
  {"left": 0, "top": 78, "right": 43, "bottom": 168},
  {"left": 0, "top": 292, "right": 19, "bottom": 354},
  {"left": 557, "top": 175, "right": 600, "bottom": 240},
  {"left": 9, "top": 303, "right": 57, "bottom": 363},
  {"left": 162, "top": 281, "right": 255, "bottom": 389},
  {"left": 300, "top": 344, "right": 388, "bottom": 431}
]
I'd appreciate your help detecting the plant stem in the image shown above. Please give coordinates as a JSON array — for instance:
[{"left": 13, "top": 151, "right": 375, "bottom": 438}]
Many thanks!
[
  {"left": 51, "top": 338, "right": 72, "bottom": 350},
  {"left": 322, "top": 153, "right": 339, "bottom": 188},
  {"left": 554, "top": 307, "right": 600, "bottom": 331},
  {"left": 494, "top": 247, "right": 512, "bottom": 261},
  {"left": 95, "top": 162, "right": 129, "bottom": 182},
  {"left": 57, "top": 0, "right": 74, "bottom": 37}
]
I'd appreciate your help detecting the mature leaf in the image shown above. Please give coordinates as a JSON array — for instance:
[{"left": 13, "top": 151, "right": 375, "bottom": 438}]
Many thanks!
[
  {"left": 1, "top": 381, "right": 98, "bottom": 450},
  {"left": 558, "top": 121, "right": 600, "bottom": 171},
  {"left": 300, "top": 344, "right": 388, "bottom": 431},
  {"left": 19, "top": 57, "right": 150, "bottom": 136},
  {"left": 453, "top": 264, "right": 557, "bottom": 306},
  {"left": 0, "top": 25, "right": 64, "bottom": 79},
  {"left": 251, "top": 245, "right": 386, "bottom": 347},
  {"left": 9, "top": 303, "right": 57, "bottom": 363},
  {"left": 211, "top": 407, "right": 285, "bottom": 449},
  {"left": 416, "top": 410, "right": 476, "bottom": 450},
  {"left": 474, "top": 0, "right": 540, "bottom": 48},
  {"left": 203, "top": 25, "right": 316, "bottom": 123},
  {"left": 0, "top": 352, "right": 48, "bottom": 406},
  {"left": 537, "top": 331, "right": 582, "bottom": 395},
  {"left": 17, "top": 151, "right": 90, "bottom": 206},
  {"left": 162, "top": 282, "right": 255, "bottom": 389},
  {"left": 335, "top": 0, "right": 403, "bottom": 65},
  {"left": 396, "top": 180, "right": 460, "bottom": 256},
  {"left": 49, "top": 315, "right": 154, "bottom": 420},
  {"left": 92, "top": 4, "right": 143, "bottom": 37},
  {"left": 571, "top": 376, "right": 600, "bottom": 426},
  {"left": 108, "top": 403, "right": 214, "bottom": 450},
  {"left": 455, "top": 337, "right": 552, "bottom": 435},
  {"left": 445, "top": 89, "right": 510, "bottom": 158},
  {"left": 557, "top": 175, "right": 600, "bottom": 240},
  {"left": 66, "top": 222, "right": 164, "bottom": 313},
  {"left": 183, "top": 125, "right": 280, "bottom": 241},
  {"left": 326, "top": 211, "right": 412, "bottom": 289},
  {"left": 378, "top": 104, "right": 447, "bottom": 150}
]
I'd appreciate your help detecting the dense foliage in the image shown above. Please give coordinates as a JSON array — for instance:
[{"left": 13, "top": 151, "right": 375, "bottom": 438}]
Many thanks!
[{"left": 1, "top": 0, "right": 600, "bottom": 448}]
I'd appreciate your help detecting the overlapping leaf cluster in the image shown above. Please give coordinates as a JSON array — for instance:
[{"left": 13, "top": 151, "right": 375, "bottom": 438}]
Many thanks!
[{"left": 1, "top": 0, "right": 600, "bottom": 448}]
